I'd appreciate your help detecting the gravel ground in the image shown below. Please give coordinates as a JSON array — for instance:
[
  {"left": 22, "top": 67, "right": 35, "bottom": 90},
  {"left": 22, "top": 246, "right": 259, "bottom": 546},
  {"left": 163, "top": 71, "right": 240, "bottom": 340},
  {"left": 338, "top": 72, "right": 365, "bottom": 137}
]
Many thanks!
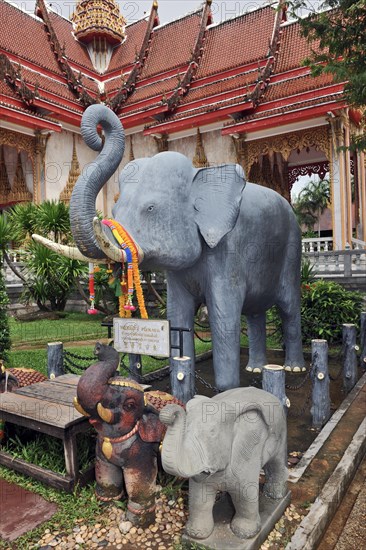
[
  {"left": 334, "top": 477, "right": 366, "bottom": 550},
  {"left": 35, "top": 493, "right": 306, "bottom": 550}
]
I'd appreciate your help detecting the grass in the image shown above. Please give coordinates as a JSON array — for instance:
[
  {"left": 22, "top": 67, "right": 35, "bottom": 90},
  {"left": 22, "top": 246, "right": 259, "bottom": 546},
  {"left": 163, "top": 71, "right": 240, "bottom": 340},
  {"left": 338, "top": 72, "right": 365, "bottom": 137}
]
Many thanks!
[
  {"left": 10, "top": 311, "right": 107, "bottom": 348},
  {"left": 2, "top": 425, "right": 95, "bottom": 476}
]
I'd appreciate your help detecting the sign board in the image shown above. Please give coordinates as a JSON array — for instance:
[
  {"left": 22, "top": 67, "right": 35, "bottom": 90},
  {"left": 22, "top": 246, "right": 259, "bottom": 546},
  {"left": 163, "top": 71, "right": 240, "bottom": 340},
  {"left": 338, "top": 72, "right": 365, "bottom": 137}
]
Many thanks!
[{"left": 113, "top": 318, "right": 171, "bottom": 357}]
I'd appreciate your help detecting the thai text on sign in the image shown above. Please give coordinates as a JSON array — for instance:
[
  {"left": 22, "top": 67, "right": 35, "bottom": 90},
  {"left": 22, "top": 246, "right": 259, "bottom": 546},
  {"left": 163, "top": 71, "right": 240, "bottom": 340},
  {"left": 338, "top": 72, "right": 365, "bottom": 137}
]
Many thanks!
[{"left": 113, "top": 318, "right": 171, "bottom": 357}]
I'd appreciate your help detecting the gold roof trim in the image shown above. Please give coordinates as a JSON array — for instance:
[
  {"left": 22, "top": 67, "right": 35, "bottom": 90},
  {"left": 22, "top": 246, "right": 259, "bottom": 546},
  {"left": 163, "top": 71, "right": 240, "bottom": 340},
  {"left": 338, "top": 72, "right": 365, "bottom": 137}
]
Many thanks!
[
  {"left": 71, "top": 0, "right": 126, "bottom": 44},
  {"left": 60, "top": 134, "right": 81, "bottom": 204}
]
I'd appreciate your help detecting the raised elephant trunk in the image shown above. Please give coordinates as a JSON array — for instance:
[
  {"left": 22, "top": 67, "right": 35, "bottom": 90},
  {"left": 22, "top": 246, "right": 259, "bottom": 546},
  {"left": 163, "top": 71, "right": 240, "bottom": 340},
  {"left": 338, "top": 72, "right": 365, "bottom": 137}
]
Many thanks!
[
  {"left": 160, "top": 405, "right": 202, "bottom": 478},
  {"left": 76, "top": 343, "right": 120, "bottom": 415},
  {"left": 70, "top": 104, "right": 125, "bottom": 260}
]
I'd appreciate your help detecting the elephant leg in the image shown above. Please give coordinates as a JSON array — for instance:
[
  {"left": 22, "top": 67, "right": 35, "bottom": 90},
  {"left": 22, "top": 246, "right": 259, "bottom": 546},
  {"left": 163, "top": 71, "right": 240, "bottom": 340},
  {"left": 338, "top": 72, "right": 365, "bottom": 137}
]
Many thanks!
[
  {"left": 185, "top": 478, "right": 216, "bottom": 540},
  {"left": 229, "top": 479, "right": 261, "bottom": 539},
  {"left": 276, "top": 298, "right": 305, "bottom": 372},
  {"left": 166, "top": 273, "right": 196, "bottom": 362},
  {"left": 95, "top": 455, "right": 125, "bottom": 502},
  {"left": 246, "top": 313, "right": 267, "bottom": 372},
  {"left": 263, "top": 440, "right": 288, "bottom": 500},
  {"left": 123, "top": 458, "right": 158, "bottom": 526},
  {"left": 207, "top": 295, "right": 242, "bottom": 391}
]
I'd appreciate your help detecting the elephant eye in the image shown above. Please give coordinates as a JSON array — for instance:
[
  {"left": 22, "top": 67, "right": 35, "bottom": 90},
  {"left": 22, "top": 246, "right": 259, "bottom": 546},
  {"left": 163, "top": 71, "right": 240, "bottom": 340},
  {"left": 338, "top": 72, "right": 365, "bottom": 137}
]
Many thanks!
[
  {"left": 123, "top": 400, "right": 136, "bottom": 412},
  {"left": 147, "top": 205, "right": 155, "bottom": 212}
]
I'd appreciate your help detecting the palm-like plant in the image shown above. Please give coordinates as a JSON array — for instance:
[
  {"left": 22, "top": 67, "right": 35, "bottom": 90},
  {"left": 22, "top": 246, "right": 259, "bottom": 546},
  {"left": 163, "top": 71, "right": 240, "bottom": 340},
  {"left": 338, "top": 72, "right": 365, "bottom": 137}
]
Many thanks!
[
  {"left": 37, "top": 200, "right": 71, "bottom": 243},
  {"left": 1, "top": 201, "right": 87, "bottom": 311},
  {"left": 293, "top": 179, "right": 330, "bottom": 236}
]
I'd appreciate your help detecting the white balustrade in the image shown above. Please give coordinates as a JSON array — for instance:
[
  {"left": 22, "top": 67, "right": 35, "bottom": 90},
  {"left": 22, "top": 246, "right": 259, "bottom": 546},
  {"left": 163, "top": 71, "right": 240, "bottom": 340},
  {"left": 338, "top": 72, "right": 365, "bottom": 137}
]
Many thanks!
[{"left": 302, "top": 237, "right": 333, "bottom": 253}]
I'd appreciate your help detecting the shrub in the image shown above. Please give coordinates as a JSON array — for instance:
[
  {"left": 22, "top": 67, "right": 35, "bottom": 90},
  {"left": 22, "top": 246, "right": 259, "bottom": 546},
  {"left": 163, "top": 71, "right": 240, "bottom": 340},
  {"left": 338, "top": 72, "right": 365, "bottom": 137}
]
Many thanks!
[
  {"left": 0, "top": 256, "right": 11, "bottom": 361},
  {"left": 268, "top": 280, "right": 363, "bottom": 346},
  {"left": 300, "top": 280, "right": 363, "bottom": 344}
]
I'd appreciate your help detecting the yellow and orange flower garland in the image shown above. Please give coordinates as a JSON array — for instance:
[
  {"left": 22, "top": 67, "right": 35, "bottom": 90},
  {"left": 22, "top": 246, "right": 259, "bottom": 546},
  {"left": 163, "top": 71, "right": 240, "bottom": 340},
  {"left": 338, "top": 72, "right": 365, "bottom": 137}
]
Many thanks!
[{"left": 102, "top": 219, "right": 148, "bottom": 319}]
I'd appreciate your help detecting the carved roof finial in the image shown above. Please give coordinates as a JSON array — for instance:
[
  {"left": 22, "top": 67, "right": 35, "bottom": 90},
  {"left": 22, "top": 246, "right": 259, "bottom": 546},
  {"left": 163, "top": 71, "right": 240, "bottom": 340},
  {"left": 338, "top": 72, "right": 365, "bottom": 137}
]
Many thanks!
[
  {"left": 60, "top": 134, "right": 81, "bottom": 203},
  {"left": 71, "top": 0, "right": 126, "bottom": 45},
  {"left": 193, "top": 128, "right": 209, "bottom": 168},
  {"left": 129, "top": 135, "right": 135, "bottom": 161},
  {"left": 0, "top": 146, "right": 11, "bottom": 204},
  {"left": 8, "top": 152, "right": 32, "bottom": 203}
]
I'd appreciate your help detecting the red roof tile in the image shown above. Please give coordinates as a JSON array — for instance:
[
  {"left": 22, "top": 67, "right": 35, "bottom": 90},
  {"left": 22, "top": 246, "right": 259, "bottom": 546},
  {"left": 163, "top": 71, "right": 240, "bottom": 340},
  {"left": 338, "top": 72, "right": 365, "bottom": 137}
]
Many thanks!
[
  {"left": 195, "top": 6, "right": 276, "bottom": 78},
  {"left": 179, "top": 70, "right": 258, "bottom": 106},
  {"left": 276, "top": 21, "right": 322, "bottom": 74},
  {"left": 122, "top": 74, "right": 180, "bottom": 105},
  {"left": 47, "top": 10, "right": 94, "bottom": 71},
  {"left": 0, "top": 0, "right": 62, "bottom": 75},
  {"left": 265, "top": 73, "right": 335, "bottom": 102},
  {"left": 140, "top": 11, "right": 202, "bottom": 78},
  {"left": 107, "top": 18, "right": 149, "bottom": 72}
]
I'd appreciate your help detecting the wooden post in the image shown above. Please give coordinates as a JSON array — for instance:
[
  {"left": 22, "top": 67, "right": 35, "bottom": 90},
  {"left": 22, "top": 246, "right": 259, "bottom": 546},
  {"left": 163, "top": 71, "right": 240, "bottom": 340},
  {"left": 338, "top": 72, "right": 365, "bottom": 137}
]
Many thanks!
[
  {"left": 170, "top": 356, "right": 195, "bottom": 404},
  {"left": 310, "top": 339, "right": 330, "bottom": 429},
  {"left": 262, "top": 365, "right": 289, "bottom": 414},
  {"left": 47, "top": 342, "right": 64, "bottom": 379},
  {"left": 342, "top": 324, "right": 358, "bottom": 393},
  {"left": 360, "top": 312, "right": 366, "bottom": 370},
  {"left": 128, "top": 354, "right": 142, "bottom": 381}
]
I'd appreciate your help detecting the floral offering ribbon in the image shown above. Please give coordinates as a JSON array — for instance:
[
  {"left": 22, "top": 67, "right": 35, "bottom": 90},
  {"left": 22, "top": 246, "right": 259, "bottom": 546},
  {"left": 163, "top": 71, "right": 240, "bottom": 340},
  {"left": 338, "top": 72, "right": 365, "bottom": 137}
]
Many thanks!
[{"left": 102, "top": 219, "right": 148, "bottom": 319}]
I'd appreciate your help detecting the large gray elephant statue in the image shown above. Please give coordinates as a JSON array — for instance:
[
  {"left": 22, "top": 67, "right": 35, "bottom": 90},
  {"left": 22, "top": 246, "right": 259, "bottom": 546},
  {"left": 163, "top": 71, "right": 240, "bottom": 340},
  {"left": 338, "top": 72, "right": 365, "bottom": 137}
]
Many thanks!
[
  {"left": 34, "top": 104, "right": 304, "bottom": 390},
  {"left": 159, "top": 387, "right": 288, "bottom": 540}
]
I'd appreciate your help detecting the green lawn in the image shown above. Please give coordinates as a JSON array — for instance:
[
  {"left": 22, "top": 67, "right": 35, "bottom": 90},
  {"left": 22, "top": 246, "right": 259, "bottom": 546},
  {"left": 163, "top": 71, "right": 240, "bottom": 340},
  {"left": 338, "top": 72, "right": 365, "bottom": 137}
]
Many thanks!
[{"left": 9, "top": 311, "right": 107, "bottom": 347}]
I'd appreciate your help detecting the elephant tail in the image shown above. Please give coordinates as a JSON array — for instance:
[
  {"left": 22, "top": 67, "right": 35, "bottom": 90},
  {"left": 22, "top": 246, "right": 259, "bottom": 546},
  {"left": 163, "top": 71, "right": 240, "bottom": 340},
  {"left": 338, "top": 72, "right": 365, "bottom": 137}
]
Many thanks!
[{"left": 70, "top": 104, "right": 125, "bottom": 259}]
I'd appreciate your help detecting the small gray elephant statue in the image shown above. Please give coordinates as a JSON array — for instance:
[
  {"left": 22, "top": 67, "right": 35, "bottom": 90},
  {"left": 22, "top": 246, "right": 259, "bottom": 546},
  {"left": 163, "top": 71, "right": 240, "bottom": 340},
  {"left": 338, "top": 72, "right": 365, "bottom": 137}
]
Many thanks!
[
  {"left": 159, "top": 387, "right": 288, "bottom": 540},
  {"left": 34, "top": 103, "right": 304, "bottom": 391}
]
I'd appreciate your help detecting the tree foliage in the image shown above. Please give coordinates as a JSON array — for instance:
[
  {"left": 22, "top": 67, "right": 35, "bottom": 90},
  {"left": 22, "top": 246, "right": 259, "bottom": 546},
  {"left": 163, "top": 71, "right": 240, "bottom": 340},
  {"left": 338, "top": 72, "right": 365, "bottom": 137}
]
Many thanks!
[
  {"left": 0, "top": 202, "right": 87, "bottom": 312},
  {"left": 293, "top": 179, "right": 330, "bottom": 235},
  {"left": 289, "top": 0, "right": 366, "bottom": 149}
]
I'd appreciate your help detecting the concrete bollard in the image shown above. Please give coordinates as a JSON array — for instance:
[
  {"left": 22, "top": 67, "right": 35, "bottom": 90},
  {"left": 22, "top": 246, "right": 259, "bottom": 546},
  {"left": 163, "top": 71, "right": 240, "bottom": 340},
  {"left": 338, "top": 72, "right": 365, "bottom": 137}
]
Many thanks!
[
  {"left": 310, "top": 339, "right": 330, "bottom": 429},
  {"left": 128, "top": 354, "right": 142, "bottom": 381},
  {"left": 170, "top": 356, "right": 195, "bottom": 404},
  {"left": 262, "top": 364, "right": 289, "bottom": 414},
  {"left": 360, "top": 312, "right": 366, "bottom": 371},
  {"left": 47, "top": 342, "right": 64, "bottom": 379},
  {"left": 342, "top": 324, "right": 358, "bottom": 394}
]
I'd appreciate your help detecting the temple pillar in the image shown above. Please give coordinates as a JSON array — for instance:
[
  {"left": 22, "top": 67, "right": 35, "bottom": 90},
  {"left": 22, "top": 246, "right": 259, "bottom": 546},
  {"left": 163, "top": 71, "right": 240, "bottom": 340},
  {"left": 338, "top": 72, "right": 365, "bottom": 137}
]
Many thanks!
[
  {"left": 357, "top": 149, "right": 366, "bottom": 241},
  {"left": 328, "top": 115, "right": 348, "bottom": 249},
  {"left": 34, "top": 131, "right": 50, "bottom": 203}
]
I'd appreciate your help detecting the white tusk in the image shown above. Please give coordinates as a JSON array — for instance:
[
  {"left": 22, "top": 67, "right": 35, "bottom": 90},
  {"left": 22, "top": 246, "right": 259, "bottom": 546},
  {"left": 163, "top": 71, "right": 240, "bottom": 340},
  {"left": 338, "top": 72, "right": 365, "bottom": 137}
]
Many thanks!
[
  {"left": 93, "top": 218, "right": 144, "bottom": 263},
  {"left": 32, "top": 234, "right": 109, "bottom": 264}
]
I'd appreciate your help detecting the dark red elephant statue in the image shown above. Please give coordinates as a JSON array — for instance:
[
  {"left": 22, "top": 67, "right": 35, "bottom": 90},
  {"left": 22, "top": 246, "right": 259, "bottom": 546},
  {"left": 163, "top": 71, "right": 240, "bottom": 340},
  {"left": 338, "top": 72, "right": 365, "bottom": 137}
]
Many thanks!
[{"left": 73, "top": 342, "right": 183, "bottom": 526}]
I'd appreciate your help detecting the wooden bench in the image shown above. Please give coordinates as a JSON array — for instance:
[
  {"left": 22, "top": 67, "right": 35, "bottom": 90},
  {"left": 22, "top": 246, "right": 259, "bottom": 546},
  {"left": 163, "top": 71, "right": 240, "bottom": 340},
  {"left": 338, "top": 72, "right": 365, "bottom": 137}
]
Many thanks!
[{"left": 0, "top": 374, "right": 94, "bottom": 492}]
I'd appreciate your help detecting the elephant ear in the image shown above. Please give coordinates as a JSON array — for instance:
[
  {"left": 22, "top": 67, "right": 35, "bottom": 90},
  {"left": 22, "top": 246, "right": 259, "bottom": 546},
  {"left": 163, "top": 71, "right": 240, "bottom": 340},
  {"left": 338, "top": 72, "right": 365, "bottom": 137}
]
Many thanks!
[
  {"left": 192, "top": 164, "right": 246, "bottom": 248},
  {"left": 138, "top": 412, "right": 166, "bottom": 443}
]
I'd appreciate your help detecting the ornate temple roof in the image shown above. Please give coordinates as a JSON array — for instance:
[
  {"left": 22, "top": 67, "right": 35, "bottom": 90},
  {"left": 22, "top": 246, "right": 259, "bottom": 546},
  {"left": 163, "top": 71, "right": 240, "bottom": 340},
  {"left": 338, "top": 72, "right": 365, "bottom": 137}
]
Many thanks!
[
  {"left": 71, "top": 0, "right": 126, "bottom": 45},
  {"left": 0, "top": 0, "right": 351, "bottom": 137}
]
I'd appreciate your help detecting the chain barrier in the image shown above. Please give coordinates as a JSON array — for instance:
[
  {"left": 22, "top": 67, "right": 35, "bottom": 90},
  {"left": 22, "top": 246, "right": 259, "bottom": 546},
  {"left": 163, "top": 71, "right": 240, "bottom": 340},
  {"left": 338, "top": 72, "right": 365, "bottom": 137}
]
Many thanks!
[
  {"left": 63, "top": 350, "right": 95, "bottom": 362},
  {"left": 143, "top": 368, "right": 171, "bottom": 384},
  {"left": 288, "top": 385, "right": 312, "bottom": 418},
  {"left": 63, "top": 354, "right": 88, "bottom": 374},
  {"left": 194, "top": 331, "right": 212, "bottom": 343},
  {"left": 285, "top": 364, "right": 313, "bottom": 391},
  {"left": 194, "top": 372, "right": 220, "bottom": 394},
  {"left": 119, "top": 354, "right": 143, "bottom": 382}
]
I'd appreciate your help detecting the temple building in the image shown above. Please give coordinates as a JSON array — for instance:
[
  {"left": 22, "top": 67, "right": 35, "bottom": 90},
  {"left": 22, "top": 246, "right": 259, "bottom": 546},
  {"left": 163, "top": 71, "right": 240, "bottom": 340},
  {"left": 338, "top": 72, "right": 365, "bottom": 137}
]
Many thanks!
[{"left": 0, "top": 0, "right": 364, "bottom": 249}]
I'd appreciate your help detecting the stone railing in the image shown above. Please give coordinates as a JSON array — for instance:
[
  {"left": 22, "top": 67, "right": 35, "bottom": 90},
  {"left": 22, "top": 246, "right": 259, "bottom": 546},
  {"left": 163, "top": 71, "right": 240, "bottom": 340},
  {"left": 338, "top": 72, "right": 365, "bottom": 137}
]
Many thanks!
[
  {"left": 302, "top": 237, "right": 333, "bottom": 252},
  {"left": 303, "top": 249, "right": 366, "bottom": 279},
  {"left": 351, "top": 237, "right": 366, "bottom": 250}
]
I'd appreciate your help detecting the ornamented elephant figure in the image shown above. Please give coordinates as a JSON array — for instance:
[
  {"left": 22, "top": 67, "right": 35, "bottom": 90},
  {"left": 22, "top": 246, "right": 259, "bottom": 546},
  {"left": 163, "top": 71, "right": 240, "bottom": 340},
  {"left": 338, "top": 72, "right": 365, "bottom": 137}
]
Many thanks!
[
  {"left": 34, "top": 104, "right": 305, "bottom": 391},
  {"left": 73, "top": 342, "right": 183, "bottom": 526},
  {"left": 159, "top": 387, "right": 288, "bottom": 540}
]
